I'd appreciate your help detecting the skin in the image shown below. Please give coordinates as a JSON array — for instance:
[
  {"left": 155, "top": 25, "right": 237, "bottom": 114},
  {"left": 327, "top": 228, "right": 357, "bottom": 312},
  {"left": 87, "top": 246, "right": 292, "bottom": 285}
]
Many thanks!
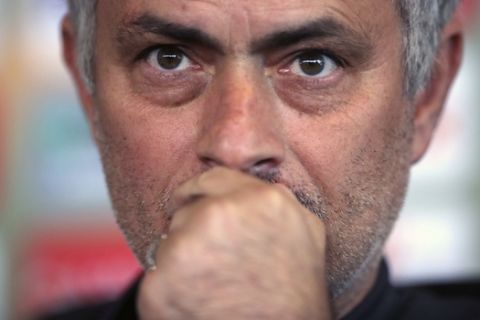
[{"left": 62, "top": 0, "right": 463, "bottom": 318}]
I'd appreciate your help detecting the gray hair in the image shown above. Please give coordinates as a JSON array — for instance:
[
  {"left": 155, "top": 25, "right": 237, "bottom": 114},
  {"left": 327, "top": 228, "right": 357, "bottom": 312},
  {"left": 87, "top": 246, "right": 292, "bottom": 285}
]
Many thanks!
[
  {"left": 67, "top": 0, "right": 96, "bottom": 93},
  {"left": 67, "top": 0, "right": 459, "bottom": 97},
  {"left": 396, "top": 0, "right": 460, "bottom": 96}
]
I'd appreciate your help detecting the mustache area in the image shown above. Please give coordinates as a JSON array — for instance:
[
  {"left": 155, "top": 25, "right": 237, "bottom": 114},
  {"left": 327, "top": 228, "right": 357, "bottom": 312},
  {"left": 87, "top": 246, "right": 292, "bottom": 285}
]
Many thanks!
[
  {"left": 162, "top": 168, "right": 328, "bottom": 223},
  {"left": 252, "top": 169, "right": 327, "bottom": 221}
]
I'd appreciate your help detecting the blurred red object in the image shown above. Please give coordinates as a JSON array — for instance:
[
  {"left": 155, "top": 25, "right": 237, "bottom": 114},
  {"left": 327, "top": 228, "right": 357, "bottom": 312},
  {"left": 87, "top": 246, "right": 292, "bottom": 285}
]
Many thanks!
[{"left": 14, "top": 223, "right": 142, "bottom": 318}]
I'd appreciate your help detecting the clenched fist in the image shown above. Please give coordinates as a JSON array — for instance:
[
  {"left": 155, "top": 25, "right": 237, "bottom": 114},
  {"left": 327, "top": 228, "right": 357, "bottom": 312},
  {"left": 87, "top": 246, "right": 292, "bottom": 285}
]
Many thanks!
[{"left": 138, "top": 168, "right": 331, "bottom": 320}]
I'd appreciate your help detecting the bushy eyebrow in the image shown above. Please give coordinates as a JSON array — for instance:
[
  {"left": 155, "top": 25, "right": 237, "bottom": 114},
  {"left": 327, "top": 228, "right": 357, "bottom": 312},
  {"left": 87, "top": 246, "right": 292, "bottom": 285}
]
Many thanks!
[
  {"left": 116, "top": 14, "right": 224, "bottom": 54},
  {"left": 116, "top": 13, "right": 374, "bottom": 63},
  {"left": 251, "top": 18, "right": 373, "bottom": 56}
]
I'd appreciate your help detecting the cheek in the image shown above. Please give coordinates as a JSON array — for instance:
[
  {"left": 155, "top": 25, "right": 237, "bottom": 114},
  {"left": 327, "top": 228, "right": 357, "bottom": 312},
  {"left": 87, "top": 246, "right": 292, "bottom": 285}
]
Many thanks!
[
  {"left": 90, "top": 87, "right": 210, "bottom": 265},
  {"left": 287, "top": 94, "right": 410, "bottom": 201},
  {"left": 93, "top": 57, "right": 200, "bottom": 176},
  {"left": 93, "top": 88, "right": 202, "bottom": 203},
  {"left": 103, "top": 116, "right": 185, "bottom": 179}
]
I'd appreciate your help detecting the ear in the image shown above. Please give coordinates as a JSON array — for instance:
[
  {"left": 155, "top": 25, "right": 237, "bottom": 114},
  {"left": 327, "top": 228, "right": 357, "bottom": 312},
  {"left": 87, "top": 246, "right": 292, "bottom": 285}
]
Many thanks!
[
  {"left": 410, "top": 14, "right": 464, "bottom": 164},
  {"left": 61, "top": 16, "right": 102, "bottom": 142}
]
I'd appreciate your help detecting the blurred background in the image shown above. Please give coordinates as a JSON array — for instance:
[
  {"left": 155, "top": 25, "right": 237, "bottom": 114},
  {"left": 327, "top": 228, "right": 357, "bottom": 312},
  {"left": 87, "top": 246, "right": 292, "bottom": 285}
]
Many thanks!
[{"left": 0, "top": 1, "right": 479, "bottom": 319}]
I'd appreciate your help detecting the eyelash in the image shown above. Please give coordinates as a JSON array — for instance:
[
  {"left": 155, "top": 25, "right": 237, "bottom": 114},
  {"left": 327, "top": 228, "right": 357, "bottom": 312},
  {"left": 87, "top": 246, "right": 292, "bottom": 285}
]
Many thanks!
[
  {"left": 288, "top": 49, "right": 346, "bottom": 68},
  {"left": 137, "top": 45, "right": 197, "bottom": 66},
  {"left": 275, "top": 50, "right": 345, "bottom": 88},
  {"left": 137, "top": 44, "right": 347, "bottom": 80}
]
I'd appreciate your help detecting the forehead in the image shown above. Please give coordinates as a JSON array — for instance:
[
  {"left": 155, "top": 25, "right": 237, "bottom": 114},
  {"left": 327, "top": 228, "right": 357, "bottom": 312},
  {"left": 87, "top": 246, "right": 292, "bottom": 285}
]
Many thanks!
[{"left": 97, "top": 0, "right": 401, "bottom": 46}]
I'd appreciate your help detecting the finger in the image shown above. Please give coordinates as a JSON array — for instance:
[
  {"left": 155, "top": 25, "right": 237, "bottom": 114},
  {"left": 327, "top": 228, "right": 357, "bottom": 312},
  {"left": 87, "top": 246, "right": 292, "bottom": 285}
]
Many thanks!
[
  {"left": 173, "top": 167, "right": 262, "bottom": 209},
  {"left": 305, "top": 212, "right": 327, "bottom": 251},
  {"left": 144, "top": 233, "right": 169, "bottom": 271},
  {"left": 296, "top": 201, "right": 327, "bottom": 257},
  {"left": 168, "top": 197, "right": 205, "bottom": 232},
  {"left": 275, "top": 184, "right": 327, "bottom": 252}
]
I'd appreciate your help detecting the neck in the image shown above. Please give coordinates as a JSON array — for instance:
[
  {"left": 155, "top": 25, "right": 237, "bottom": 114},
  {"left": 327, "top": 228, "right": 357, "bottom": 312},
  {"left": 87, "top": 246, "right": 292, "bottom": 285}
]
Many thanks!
[{"left": 333, "top": 256, "right": 383, "bottom": 319}]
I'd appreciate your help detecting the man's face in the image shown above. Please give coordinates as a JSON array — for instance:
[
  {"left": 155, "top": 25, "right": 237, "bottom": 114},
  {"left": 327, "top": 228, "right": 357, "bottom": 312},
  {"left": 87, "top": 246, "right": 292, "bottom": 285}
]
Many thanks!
[{"left": 90, "top": 0, "right": 412, "bottom": 296}]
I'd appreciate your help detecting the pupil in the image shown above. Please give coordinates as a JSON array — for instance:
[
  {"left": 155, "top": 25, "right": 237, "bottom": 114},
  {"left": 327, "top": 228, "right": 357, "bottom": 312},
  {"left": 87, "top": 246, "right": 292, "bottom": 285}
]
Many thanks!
[
  {"left": 299, "top": 53, "right": 325, "bottom": 76},
  {"left": 157, "top": 48, "right": 183, "bottom": 70}
]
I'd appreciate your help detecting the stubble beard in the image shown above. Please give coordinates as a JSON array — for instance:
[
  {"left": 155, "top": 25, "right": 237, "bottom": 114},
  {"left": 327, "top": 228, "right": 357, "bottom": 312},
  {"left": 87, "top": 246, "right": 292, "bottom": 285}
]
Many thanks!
[
  {"left": 107, "top": 161, "right": 409, "bottom": 301},
  {"left": 100, "top": 108, "right": 413, "bottom": 306}
]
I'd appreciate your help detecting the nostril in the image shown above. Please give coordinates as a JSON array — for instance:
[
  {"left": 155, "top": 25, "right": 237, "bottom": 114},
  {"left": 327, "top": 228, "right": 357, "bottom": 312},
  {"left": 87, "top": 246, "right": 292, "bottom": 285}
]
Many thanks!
[
  {"left": 252, "top": 158, "right": 279, "bottom": 170},
  {"left": 199, "top": 155, "right": 281, "bottom": 182},
  {"left": 245, "top": 158, "right": 281, "bottom": 182},
  {"left": 200, "top": 156, "right": 223, "bottom": 169}
]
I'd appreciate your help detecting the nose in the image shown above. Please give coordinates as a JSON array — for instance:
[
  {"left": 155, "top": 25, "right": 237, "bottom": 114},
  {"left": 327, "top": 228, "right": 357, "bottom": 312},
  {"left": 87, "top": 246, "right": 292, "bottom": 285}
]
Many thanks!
[{"left": 196, "top": 63, "right": 285, "bottom": 174}]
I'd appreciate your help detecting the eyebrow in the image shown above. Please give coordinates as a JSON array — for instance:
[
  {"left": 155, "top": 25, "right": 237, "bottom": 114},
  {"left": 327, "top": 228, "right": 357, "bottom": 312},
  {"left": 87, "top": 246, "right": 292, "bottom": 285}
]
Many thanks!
[
  {"left": 117, "top": 14, "right": 224, "bottom": 53},
  {"left": 251, "top": 18, "right": 373, "bottom": 55},
  {"left": 117, "top": 14, "right": 373, "bottom": 62}
]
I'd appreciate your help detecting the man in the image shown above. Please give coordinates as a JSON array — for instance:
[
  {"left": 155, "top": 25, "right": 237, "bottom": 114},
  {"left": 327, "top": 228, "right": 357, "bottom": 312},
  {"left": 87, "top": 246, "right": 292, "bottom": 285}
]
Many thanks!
[{"left": 45, "top": 0, "right": 479, "bottom": 319}]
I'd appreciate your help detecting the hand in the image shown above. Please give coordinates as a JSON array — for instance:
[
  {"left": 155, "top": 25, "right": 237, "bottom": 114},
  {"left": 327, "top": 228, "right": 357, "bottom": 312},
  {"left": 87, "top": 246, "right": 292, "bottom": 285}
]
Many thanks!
[{"left": 137, "top": 167, "right": 331, "bottom": 320}]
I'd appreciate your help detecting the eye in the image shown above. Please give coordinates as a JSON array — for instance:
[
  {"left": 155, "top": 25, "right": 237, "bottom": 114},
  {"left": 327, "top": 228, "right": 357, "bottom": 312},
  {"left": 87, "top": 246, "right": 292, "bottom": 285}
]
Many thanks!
[
  {"left": 146, "top": 46, "right": 193, "bottom": 71},
  {"left": 290, "top": 50, "right": 339, "bottom": 78}
]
